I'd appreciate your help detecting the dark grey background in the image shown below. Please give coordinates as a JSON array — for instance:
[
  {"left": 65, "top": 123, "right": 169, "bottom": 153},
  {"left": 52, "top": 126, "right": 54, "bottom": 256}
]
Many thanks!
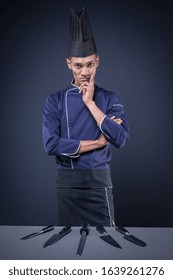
[{"left": 0, "top": 0, "right": 173, "bottom": 226}]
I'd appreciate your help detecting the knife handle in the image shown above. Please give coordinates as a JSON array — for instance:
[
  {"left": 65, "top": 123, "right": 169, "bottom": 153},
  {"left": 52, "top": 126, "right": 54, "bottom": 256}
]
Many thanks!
[
  {"left": 80, "top": 222, "right": 90, "bottom": 235},
  {"left": 96, "top": 224, "right": 107, "bottom": 234},
  {"left": 60, "top": 225, "right": 71, "bottom": 235},
  {"left": 41, "top": 225, "right": 55, "bottom": 233},
  {"left": 115, "top": 225, "right": 129, "bottom": 235}
]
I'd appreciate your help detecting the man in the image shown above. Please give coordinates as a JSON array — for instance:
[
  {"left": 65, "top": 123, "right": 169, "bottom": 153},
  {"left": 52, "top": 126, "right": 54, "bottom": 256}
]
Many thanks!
[{"left": 42, "top": 7, "right": 129, "bottom": 226}]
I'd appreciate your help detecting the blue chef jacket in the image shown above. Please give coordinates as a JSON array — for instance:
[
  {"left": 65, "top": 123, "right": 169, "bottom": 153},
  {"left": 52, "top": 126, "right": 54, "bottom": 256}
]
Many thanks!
[{"left": 42, "top": 82, "right": 129, "bottom": 171}]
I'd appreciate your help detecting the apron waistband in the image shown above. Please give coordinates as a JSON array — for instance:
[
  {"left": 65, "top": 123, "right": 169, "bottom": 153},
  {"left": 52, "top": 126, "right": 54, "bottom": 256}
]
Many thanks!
[{"left": 56, "top": 169, "right": 113, "bottom": 188}]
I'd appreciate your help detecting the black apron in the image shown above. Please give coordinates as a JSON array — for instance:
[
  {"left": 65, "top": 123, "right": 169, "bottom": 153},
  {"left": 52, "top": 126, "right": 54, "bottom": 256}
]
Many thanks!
[{"left": 55, "top": 169, "right": 115, "bottom": 226}]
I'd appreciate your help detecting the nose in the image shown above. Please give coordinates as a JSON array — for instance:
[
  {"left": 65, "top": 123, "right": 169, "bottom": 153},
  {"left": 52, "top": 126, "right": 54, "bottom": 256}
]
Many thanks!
[{"left": 81, "top": 67, "right": 89, "bottom": 76}]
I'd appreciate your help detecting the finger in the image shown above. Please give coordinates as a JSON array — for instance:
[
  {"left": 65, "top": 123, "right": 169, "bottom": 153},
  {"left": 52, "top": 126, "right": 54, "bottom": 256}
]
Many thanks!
[
  {"left": 110, "top": 116, "right": 122, "bottom": 122},
  {"left": 114, "top": 118, "right": 122, "bottom": 121},
  {"left": 90, "top": 68, "right": 96, "bottom": 84},
  {"left": 114, "top": 119, "right": 123, "bottom": 124},
  {"left": 79, "top": 82, "right": 89, "bottom": 90},
  {"left": 110, "top": 116, "right": 116, "bottom": 120},
  {"left": 111, "top": 117, "right": 123, "bottom": 124},
  {"left": 82, "top": 88, "right": 87, "bottom": 95},
  {"left": 79, "top": 82, "right": 89, "bottom": 93},
  {"left": 79, "top": 86, "right": 88, "bottom": 94}
]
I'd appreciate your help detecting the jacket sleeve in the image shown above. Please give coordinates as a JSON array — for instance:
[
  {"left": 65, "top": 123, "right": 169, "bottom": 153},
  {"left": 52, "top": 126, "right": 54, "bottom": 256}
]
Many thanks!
[
  {"left": 98, "top": 91, "right": 129, "bottom": 148},
  {"left": 42, "top": 93, "right": 80, "bottom": 157}
]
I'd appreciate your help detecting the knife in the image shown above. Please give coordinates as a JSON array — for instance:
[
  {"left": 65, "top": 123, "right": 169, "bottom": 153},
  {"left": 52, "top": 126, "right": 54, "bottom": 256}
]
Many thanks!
[
  {"left": 115, "top": 225, "right": 146, "bottom": 247},
  {"left": 20, "top": 225, "right": 54, "bottom": 240},
  {"left": 77, "top": 222, "right": 90, "bottom": 256},
  {"left": 43, "top": 225, "right": 72, "bottom": 248},
  {"left": 96, "top": 224, "right": 122, "bottom": 249}
]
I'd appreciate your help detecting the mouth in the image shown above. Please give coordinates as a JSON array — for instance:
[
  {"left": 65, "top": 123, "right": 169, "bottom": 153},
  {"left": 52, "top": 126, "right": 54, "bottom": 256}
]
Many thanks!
[{"left": 80, "top": 78, "right": 90, "bottom": 82}]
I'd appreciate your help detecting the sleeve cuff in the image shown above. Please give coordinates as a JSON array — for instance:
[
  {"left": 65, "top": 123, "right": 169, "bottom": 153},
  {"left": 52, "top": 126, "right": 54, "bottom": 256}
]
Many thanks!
[
  {"left": 99, "top": 115, "right": 121, "bottom": 139},
  {"left": 61, "top": 141, "right": 81, "bottom": 158}
]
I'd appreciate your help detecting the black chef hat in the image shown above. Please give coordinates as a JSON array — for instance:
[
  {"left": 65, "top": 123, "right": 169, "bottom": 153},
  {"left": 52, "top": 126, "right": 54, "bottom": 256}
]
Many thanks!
[{"left": 68, "top": 7, "right": 97, "bottom": 57}]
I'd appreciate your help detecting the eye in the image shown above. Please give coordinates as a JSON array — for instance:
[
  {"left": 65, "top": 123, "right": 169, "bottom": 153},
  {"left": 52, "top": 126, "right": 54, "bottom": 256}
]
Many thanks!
[
  {"left": 88, "top": 62, "right": 94, "bottom": 68},
  {"left": 74, "top": 64, "right": 82, "bottom": 69}
]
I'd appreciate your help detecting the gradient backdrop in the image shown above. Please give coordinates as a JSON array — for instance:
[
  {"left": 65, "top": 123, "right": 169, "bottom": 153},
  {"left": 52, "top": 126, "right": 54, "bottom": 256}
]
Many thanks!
[{"left": 0, "top": 0, "right": 173, "bottom": 226}]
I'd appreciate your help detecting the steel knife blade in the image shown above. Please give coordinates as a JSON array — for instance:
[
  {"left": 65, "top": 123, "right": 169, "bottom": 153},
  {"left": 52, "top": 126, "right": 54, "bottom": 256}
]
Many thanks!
[
  {"left": 20, "top": 225, "right": 54, "bottom": 240},
  {"left": 96, "top": 225, "right": 121, "bottom": 249},
  {"left": 77, "top": 222, "right": 90, "bottom": 256},
  {"left": 43, "top": 225, "right": 72, "bottom": 248},
  {"left": 115, "top": 225, "right": 146, "bottom": 247}
]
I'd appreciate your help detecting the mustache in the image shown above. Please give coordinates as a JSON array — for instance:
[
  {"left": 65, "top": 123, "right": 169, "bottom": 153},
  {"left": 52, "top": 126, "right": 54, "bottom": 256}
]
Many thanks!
[{"left": 80, "top": 76, "right": 90, "bottom": 79}]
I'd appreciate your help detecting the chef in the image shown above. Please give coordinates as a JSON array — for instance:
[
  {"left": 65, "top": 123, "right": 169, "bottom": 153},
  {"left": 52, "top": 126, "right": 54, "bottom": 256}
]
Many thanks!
[{"left": 42, "top": 7, "right": 129, "bottom": 226}]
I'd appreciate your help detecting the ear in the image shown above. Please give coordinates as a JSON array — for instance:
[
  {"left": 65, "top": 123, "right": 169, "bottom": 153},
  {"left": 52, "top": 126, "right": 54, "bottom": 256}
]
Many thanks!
[
  {"left": 96, "top": 55, "right": 100, "bottom": 67},
  {"left": 66, "top": 58, "right": 72, "bottom": 70}
]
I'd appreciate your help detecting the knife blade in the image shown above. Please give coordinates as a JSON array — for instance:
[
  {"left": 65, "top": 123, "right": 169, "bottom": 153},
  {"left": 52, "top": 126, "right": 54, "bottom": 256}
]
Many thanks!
[
  {"left": 20, "top": 225, "right": 54, "bottom": 240},
  {"left": 115, "top": 225, "right": 146, "bottom": 247},
  {"left": 77, "top": 222, "right": 90, "bottom": 256},
  {"left": 96, "top": 224, "right": 121, "bottom": 249},
  {"left": 43, "top": 225, "right": 72, "bottom": 248}
]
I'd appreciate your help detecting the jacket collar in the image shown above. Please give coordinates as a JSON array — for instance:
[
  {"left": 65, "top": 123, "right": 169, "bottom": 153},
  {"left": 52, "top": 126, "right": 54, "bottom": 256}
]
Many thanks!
[{"left": 71, "top": 80, "right": 79, "bottom": 90}]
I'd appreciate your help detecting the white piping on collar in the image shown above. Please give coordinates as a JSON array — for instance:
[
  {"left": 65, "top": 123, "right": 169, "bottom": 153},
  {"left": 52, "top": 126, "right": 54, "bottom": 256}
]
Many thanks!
[{"left": 71, "top": 80, "right": 80, "bottom": 90}]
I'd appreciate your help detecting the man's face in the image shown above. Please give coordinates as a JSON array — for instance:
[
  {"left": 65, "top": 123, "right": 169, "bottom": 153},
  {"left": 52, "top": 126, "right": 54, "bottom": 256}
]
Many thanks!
[{"left": 66, "top": 54, "right": 99, "bottom": 87}]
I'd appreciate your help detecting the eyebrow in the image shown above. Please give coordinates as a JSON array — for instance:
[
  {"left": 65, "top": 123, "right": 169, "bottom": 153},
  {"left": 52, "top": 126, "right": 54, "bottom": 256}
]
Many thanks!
[{"left": 73, "top": 60, "right": 95, "bottom": 66}]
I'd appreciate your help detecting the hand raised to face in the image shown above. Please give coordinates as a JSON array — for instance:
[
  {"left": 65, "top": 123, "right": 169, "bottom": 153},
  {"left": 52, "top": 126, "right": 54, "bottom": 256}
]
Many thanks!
[{"left": 79, "top": 68, "right": 96, "bottom": 104}]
